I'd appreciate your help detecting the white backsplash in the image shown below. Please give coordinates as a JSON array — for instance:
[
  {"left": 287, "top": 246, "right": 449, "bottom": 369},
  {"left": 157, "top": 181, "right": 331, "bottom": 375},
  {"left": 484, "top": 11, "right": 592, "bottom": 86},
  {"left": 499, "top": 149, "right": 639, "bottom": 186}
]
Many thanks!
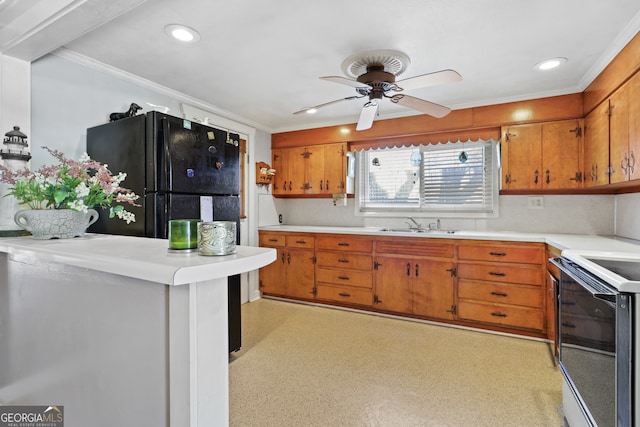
[
  {"left": 615, "top": 193, "right": 640, "bottom": 240},
  {"left": 264, "top": 194, "right": 617, "bottom": 236}
]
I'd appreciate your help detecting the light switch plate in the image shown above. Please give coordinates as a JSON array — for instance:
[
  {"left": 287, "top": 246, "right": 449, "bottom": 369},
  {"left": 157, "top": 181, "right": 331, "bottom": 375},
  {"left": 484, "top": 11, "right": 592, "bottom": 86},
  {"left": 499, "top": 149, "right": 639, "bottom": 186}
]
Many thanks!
[{"left": 527, "top": 196, "right": 544, "bottom": 209}]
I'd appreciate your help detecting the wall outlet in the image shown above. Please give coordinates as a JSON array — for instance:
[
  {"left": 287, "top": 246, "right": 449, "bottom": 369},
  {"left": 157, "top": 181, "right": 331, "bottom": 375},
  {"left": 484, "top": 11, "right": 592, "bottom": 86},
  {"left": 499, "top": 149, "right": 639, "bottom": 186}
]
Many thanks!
[{"left": 527, "top": 196, "right": 544, "bottom": 209}]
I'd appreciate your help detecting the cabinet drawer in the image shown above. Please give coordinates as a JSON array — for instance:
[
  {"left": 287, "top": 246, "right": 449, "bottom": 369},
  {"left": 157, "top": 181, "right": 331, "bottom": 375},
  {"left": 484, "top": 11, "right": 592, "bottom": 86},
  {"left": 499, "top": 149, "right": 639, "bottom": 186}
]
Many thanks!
[
  {"left": 458, "top": 279, "right": 543, "bottom": 308},
  {"left": 259, "top": 233, "right": 285, "bottom": 247},
  {"left": 457, "top": 300, "right": 543, "bottom": 331},
  {"left": 316, "top": 268, "right": 373, "bottom": 288},
  {"left": 315, "top": 284, "right": 373, "bottom": 306},
  {"left": 316, "top": 251, "right": 372, "bottom": 270},
  {"left": 286, "top": 235, "right": 315, "bottom": 248},
  {"left": 316, "top": 235, "right": 373, "bottom": 252},
  {"left": 458, "top": 244, "right": 543, "bottom": 264},
  {"left": 376, "top": 239, "right": 454, "bottom": 258},
  {"left": 457, "top": 263, "right": 543, "bottom": 286}
]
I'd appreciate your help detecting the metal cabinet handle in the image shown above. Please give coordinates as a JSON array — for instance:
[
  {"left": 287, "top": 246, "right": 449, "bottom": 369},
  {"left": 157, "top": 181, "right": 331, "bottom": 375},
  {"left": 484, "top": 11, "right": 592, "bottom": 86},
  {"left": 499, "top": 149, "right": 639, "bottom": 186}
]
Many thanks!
[
  {"left": 491, "top": 312, "right": 507, "bottom": 318},
  {"left": 320, "top": 180, "right": 323, "bottom": 191},
  {"left": 269, "top": 238, "right": 279, "bottom": 242},
  {"left": 338, "top": 292, "right": 351, "bottom": 297},
  {"left": 545, "top": 169, "right": 550, "bottom": 184},
  {"left": 406, "top": 263, "right": 411, "bottom": 276},
  {"left": 295, "top": 240, "right": 306, "bottom": 244},
  {"left": 534, "top": 169, "right": 539, "bottom": 184},
  {"left": 490, "top": 291, "right": 508, "bottom": 297},
  {"left": 338, "top": 242, "right": 350, "bottom": 247},
  {"left": 621, "top": 152, "right": 629, "bottom": 175},
  {"left": 489, "top": 252, "right": 506, "bottom": 257},
  {"left": 489, "top": 272, "right": 506, "bottom": 277},
  {"left": 415, "top": 263, "right": 419, "bottom": 277},
  {"left": 338, "top": 276, "right": 350, "bottom": 280},
  {"left": 630, "top": 151, "right": 636, "bottom": 174},
  {"left": 287, "top": 253, "right": 291, "bottom": 264},
  {"left": 338, "top": 259, "right": 349, "bottom": 263}
]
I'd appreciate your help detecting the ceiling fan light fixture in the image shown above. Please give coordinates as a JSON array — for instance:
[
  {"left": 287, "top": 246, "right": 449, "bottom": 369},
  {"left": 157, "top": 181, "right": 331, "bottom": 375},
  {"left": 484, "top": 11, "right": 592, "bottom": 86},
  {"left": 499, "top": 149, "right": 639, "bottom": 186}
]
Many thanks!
[
  {"left": 165, "top": 24, "right": 201, "bottom": 43},
  {"left": 535, "top": 57, "right": 567, "bottom": 71},
  {"left": 305, "top": 108, "right": 317, "bottom": 114},
  {"left": 342, "top": 49, "right": 411, "bottom": 79}
]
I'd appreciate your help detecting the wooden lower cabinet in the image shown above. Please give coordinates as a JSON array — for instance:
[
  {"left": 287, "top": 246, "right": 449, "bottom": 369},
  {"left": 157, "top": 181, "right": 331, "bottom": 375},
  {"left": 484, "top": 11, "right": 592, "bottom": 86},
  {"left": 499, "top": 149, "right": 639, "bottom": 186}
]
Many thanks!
[
  {"left": 258, "top": 232, "right": 315, "bottom": 299},
  {"left": 456, "top": 241, "right": 546, "bottom": 334},
  {"left": 373, "top": 239, "right": 456, "bottom": 321},
  {"left": 315, "top": 234, "right": 374, "bottom": 307},
  {"left": 259, "top": 231, "right": 548, "bottom": 338}
]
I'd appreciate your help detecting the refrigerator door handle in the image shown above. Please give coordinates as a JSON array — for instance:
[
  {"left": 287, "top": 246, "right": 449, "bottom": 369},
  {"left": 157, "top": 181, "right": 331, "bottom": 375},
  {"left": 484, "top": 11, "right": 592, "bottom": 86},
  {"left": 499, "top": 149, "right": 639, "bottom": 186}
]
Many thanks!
[{"left": 161, "top": 117, "right": 173, "bottom": 192}]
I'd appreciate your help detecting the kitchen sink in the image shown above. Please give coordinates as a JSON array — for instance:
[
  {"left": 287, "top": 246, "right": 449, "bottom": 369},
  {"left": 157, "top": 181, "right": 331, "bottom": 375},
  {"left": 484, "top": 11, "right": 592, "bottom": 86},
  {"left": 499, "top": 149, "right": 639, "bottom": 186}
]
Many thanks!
[{"left": 379, "top": 228, "right": 457, "bottom": 234}]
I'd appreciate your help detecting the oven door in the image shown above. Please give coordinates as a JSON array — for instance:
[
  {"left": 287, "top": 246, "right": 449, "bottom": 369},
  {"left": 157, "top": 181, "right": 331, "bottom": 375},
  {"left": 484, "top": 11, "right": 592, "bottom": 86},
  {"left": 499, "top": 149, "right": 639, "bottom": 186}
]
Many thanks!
[{"left": 553, "top": 258, "right": 632, "bottom": 427}]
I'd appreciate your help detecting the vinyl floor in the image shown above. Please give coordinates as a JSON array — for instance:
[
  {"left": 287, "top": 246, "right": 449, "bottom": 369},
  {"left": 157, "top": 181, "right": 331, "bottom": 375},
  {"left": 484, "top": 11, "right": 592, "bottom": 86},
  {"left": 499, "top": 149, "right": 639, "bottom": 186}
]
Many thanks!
[{"left": 229, "top": 298, "right": 564, "bottom": 427}]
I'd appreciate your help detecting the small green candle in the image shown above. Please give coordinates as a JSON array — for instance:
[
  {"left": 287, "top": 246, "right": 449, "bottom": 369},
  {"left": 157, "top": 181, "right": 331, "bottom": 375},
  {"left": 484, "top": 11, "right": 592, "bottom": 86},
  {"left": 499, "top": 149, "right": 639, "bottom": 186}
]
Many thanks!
[{"left": 169, "top": 219, "right": 201, "bottom": 249}]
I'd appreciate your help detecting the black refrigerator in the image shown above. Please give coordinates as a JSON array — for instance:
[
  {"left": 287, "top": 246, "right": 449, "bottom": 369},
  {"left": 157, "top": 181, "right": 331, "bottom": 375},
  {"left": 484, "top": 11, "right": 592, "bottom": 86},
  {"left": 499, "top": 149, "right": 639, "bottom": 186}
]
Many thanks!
[{"left": 86, "top": 111, "right": 242, "bottom": 352}]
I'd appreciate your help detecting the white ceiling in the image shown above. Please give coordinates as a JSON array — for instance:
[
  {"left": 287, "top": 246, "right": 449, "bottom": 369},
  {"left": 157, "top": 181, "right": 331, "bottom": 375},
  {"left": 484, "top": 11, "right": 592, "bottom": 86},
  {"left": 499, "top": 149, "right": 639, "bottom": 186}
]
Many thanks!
[{"left": 2, "top": 0, "right": 640, "bottom": 133}]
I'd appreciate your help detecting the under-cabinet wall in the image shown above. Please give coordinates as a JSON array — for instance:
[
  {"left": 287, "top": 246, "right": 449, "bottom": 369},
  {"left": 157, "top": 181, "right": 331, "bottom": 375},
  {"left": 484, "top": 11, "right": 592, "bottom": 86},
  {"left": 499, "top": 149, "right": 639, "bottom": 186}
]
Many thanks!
[{"left": 263, "top": 194, "right": 615, "bottom": 235}]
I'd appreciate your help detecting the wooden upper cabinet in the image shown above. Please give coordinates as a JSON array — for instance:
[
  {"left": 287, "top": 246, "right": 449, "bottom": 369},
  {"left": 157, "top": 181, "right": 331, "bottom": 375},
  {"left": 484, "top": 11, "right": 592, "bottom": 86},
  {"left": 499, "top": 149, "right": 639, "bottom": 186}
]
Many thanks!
[
  {"left": 584, "top": 101, "right": 611, "bottom": 187},
  {"left": 542, "top": 120, "right": 583, "bottom": 189},
  {"left": 272, "top": 142, "right": 347, "bottom": 197},
  {"left": 502, "top": 119, "right": 583, "bottom": 190},
  {"left": 272, "top": 147, "right": 305, "bottom": 195},
  {"left": 502, "top": 124, "right": 542, "bottom": 190},
  {"left": 609, "top": 72, "right": 640, "bottom": 184}
]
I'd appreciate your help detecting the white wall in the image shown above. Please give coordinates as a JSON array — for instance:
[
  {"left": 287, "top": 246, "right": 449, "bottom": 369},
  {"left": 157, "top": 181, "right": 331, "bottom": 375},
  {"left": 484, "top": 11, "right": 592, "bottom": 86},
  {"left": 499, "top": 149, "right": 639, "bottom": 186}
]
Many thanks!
[
  {"left": 268, "top": 194, "right": 617, "bottom": 236},
  {"left": 615, "top": 192, "right": 640, "bottom": 240},
  {"left": 31, "top": 54, "right": 185, "bottom": 167}
]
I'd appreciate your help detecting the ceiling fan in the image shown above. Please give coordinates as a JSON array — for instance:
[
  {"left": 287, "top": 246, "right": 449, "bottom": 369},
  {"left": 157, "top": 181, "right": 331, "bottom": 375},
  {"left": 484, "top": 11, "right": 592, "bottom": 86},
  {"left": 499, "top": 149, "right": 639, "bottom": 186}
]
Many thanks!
[{"left": 294, "top": 49, "right": 462, "bottom": 131}]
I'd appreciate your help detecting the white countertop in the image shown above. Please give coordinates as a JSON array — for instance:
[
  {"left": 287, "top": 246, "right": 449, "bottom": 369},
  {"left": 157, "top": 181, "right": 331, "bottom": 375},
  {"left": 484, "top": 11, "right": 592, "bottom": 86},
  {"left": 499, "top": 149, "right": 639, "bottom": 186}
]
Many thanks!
[
  {"left": 0, "top": 234, "right": 277, "bottom": 286},
  {"left": 258, "top": 225, "right": 640, "bottom": 252}
]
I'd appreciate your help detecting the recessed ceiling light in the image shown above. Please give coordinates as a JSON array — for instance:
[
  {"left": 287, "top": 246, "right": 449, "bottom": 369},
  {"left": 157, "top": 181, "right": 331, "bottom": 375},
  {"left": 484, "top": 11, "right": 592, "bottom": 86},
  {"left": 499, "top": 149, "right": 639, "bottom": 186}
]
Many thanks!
[
  {"left": 535, "top": 57, "right": 567, "bottom": 71},
  {"left": 164, "top": 24, "right": 201, "bottom": 43}
]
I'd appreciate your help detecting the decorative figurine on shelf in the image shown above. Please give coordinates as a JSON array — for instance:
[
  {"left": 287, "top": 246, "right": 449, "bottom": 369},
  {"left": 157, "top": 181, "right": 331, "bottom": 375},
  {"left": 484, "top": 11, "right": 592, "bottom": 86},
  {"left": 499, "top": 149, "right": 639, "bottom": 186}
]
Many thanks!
[
  {"left": 109, "top": 103, "right": 143, "bottom": 122},
  {"left": 0, "top": 126, "right": 32, "bottom": 232}
]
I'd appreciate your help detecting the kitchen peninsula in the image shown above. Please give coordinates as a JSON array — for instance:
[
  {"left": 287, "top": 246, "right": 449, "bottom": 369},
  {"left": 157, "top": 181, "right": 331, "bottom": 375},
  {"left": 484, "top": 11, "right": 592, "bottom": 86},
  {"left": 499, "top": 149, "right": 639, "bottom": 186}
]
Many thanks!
[{"left": 0, "top": 234, "right": 276, "bottom": 427}]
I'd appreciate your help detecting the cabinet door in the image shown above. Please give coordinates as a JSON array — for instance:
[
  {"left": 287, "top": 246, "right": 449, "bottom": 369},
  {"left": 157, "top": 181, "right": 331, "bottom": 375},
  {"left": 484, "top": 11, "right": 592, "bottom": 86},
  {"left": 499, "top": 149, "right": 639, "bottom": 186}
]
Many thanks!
[
  {"left": 584, "top": 102, "right": 610, "bottom": 187},
  {"left": 413, "top": 260, "right": 455, "bottom": 320},
  {"left": 629, "top": 72, "right": 640, "bottom": 181},
  {"left": 273, "top": 147, "right": 306, "bottom": 195},
  {"left": 305, "top": 145, "right": 325, "bottom": 194},
  {"left": 609, "top": 82, "right": 630, "bottom": 184},
  {"left": 259, "top": 247, "right": 287, "bottom": 295},
  {"left": 542, "top": 120, "right": 583, "bottom": 189},
  {"left": 373, "top": 256, "right": 413, "bottom": 313},
  {"left": 502, "top": 124, "right": 543, "bottom": 189},
  {"left": 285, "top": 248, "right": 316, "bottom": 299},
  {"left": 322, "top": 143, "right": 347, "bottom": 194}
]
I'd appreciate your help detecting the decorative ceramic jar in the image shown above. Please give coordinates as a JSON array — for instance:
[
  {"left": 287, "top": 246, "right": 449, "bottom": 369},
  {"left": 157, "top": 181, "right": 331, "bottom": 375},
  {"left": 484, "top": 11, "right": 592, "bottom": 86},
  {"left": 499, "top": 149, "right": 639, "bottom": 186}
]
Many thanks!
[
  {"left": 14, "top": 209, "right": 99, "bottom": 239},
  {"left": 197, "top": 221, "right": 237, "bottom": 256}
]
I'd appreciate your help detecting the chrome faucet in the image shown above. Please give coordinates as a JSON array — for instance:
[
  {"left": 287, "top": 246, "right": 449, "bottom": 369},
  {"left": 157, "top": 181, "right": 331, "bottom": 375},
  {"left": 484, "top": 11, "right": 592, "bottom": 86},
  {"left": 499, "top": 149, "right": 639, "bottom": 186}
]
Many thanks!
[
  {"left": 427, "top": 219, "right": 441, "bottom": 230},
  {"left": 405, "top": 217, "right": 422, "bottom": 229}
]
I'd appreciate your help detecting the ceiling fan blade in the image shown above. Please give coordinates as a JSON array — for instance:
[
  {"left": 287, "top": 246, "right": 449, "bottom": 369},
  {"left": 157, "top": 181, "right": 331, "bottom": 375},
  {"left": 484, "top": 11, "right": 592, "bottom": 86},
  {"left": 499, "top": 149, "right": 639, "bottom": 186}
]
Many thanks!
[
  {"left": 390, "top": 94, "right": 451, "bottom": 118},
  {"left": 293, "top": 96, "right": 361, "bottom": 115},
  {"left": 320, "top": 76, "right": 372, "bottom": 89},
  {"left": 395, "top": 69, "right": 462, "bottom": 92},
  {"left": 356, "top": 102, "right": 378, "bottom": 131}
]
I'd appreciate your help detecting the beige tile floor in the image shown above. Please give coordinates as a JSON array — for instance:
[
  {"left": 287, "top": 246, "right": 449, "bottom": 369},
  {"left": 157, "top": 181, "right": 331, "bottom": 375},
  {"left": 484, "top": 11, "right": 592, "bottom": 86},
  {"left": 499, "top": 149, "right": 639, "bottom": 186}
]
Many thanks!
[{"left": 229, "top": 298, "right": 563, "bottom": 427}]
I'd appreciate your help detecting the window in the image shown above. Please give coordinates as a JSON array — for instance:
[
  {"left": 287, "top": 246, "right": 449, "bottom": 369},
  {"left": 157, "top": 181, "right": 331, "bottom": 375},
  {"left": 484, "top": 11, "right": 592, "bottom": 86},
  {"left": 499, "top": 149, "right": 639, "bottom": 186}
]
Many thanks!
[{"left": 356, "top": 139, "right": 499, "bottom": 217}]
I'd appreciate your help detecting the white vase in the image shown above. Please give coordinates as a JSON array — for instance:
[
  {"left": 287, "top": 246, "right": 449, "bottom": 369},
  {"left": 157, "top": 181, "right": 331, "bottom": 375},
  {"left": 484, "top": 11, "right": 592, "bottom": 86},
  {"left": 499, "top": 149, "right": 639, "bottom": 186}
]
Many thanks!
[{"left": 14, "top": 209, "right": 99, "bottom": 239}]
